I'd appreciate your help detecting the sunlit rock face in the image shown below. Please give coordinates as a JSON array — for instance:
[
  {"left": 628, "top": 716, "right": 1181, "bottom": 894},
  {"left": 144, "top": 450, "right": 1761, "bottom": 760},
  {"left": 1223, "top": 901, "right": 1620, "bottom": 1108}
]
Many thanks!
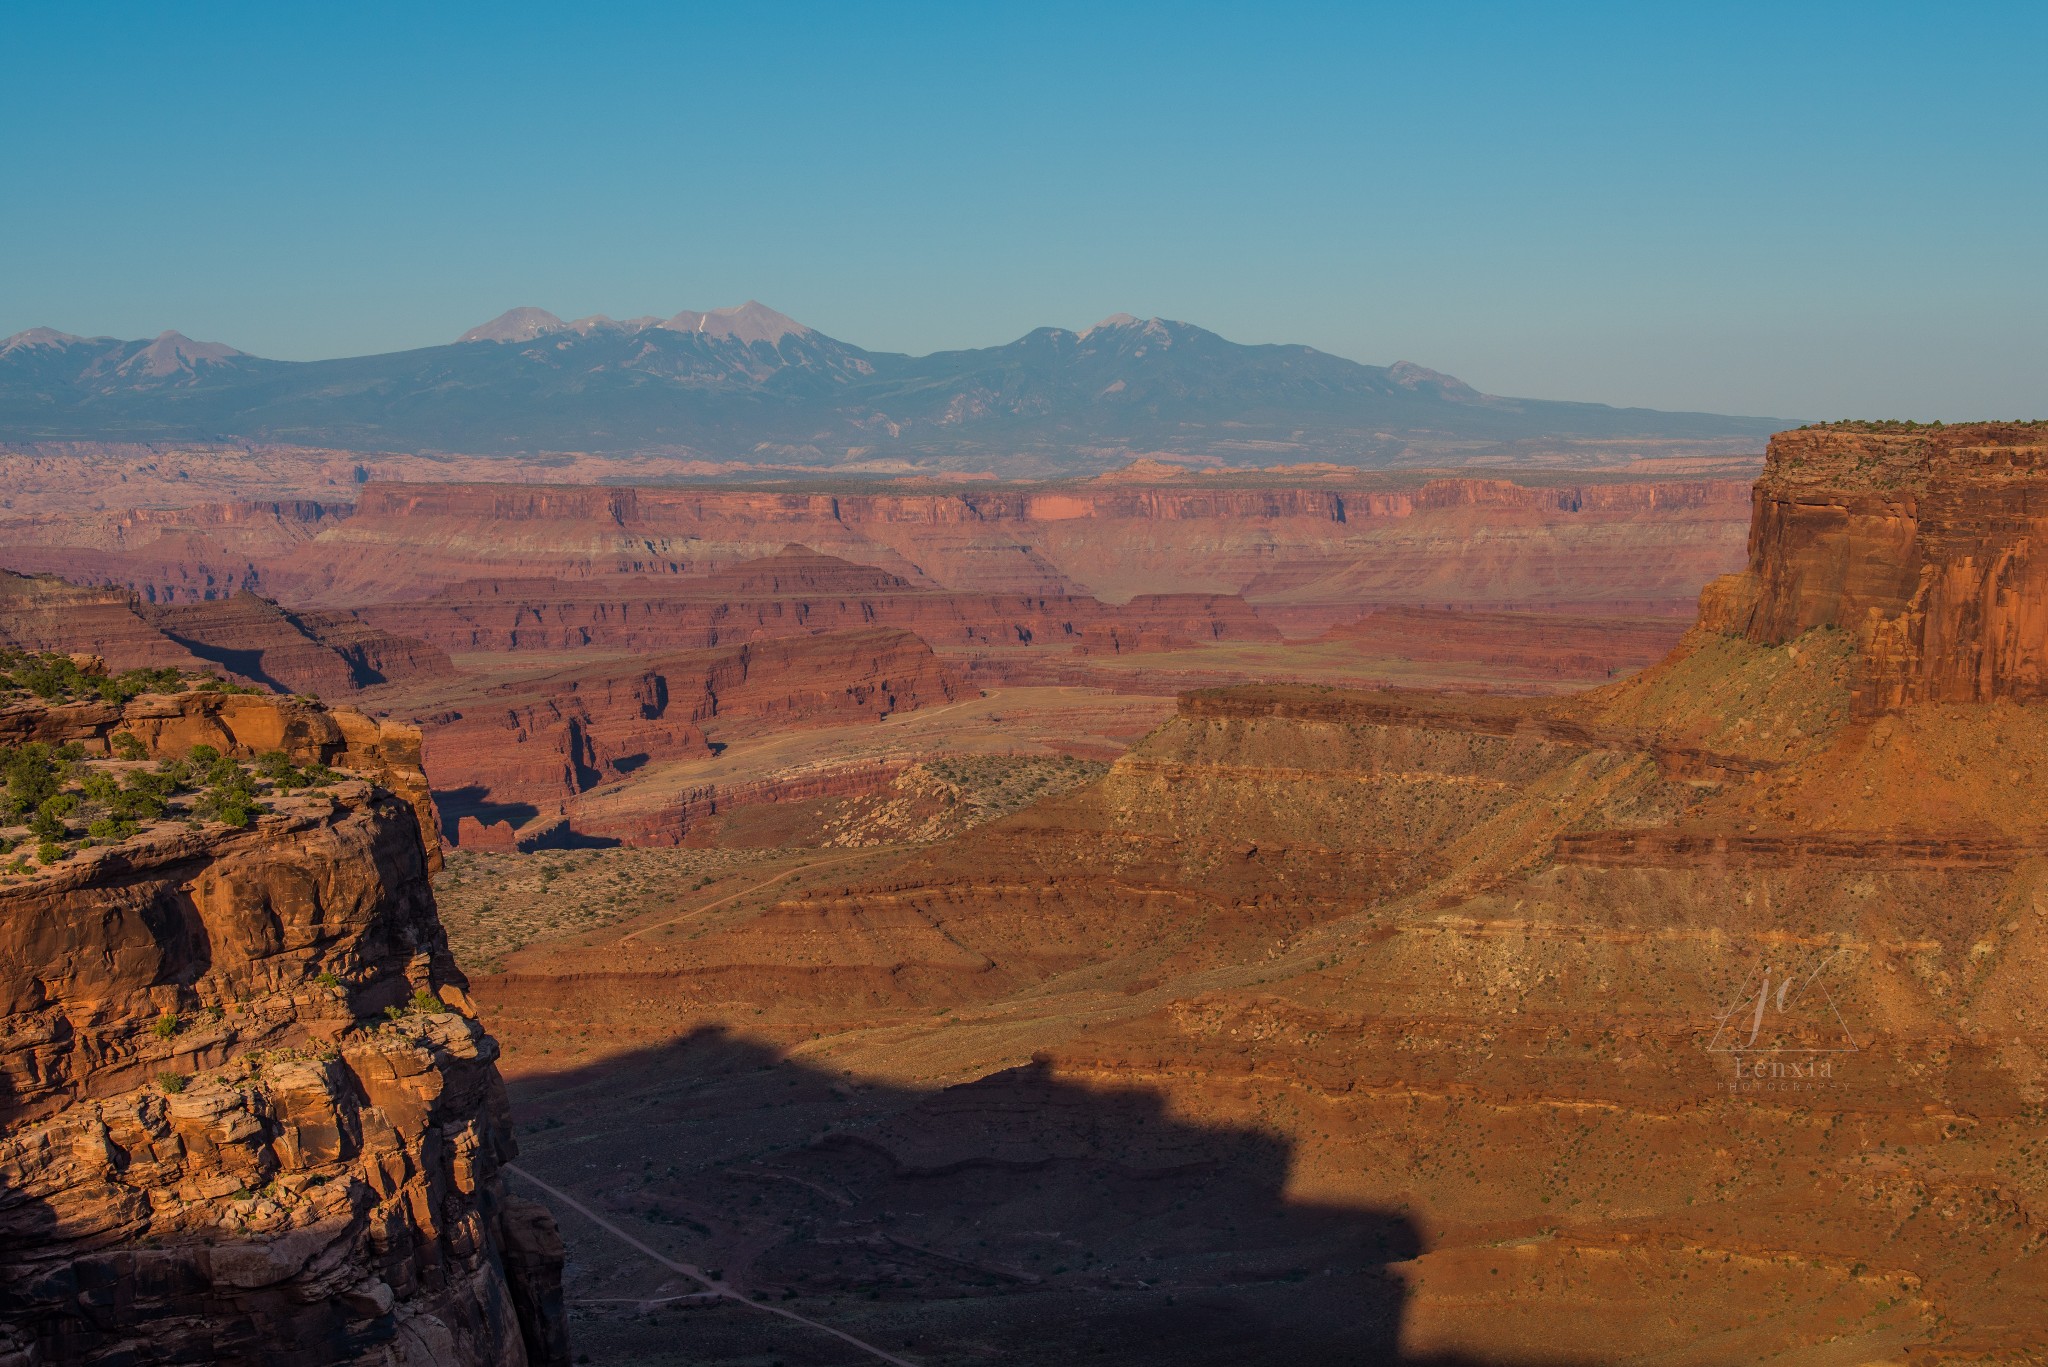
[
  {"left": 1705, "top": 422, "right": 2048, "bottom": 712},
  {"left": 0, "top": 689, "right": 568, "bottom": 1366}
]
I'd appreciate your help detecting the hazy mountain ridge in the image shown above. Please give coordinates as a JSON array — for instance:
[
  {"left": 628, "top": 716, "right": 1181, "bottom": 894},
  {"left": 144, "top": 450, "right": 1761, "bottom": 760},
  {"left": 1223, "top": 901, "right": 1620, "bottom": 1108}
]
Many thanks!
[{"left": 0, "top": 307, "right": 1787, "bottom": 471}]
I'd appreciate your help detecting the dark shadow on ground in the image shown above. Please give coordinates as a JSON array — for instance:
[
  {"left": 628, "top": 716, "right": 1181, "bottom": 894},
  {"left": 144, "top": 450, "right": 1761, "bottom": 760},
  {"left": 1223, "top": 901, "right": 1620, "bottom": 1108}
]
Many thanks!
[
  {"left": 433, "top": 784, "right": 541, "bottom": 834},
  {"left": 155, "top": 634, "right": 292, "bottom": 694},
  {"left": 505, "top": 1027, "right": 1576, "bottom": 1367}
]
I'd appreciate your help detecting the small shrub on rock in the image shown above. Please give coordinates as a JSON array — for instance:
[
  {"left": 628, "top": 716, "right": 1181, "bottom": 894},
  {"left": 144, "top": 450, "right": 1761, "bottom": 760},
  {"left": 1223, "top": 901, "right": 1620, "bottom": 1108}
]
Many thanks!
[
  {"left": 254, "top": 749, "right": 341, "bottom": 791},
  {"left": 29, "top": 796, "right": 75, "bottom": 842},
  {"left": 196, "top": 788, "right": 262, "bottom": 828},
  {"left": 2, "top": 743, "right": 63, "bottom": 818},
  {"left": 112, "top": 776, "right": 169, "bottom": 822}
]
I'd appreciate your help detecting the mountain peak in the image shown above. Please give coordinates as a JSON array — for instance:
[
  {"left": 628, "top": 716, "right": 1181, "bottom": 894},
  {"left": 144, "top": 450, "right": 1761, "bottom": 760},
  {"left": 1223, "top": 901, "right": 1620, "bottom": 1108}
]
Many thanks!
[
  {"left": 1386, "top": 360, "right": 1482, "bottom": 399},
  {"left": 120, "top": 331, "right": 244, "bottom": 377},
  {"left": 660, "top": 301, "right": 809, "bottom": 345},
  {"left": 0, "top": 327, "right": 88, "bottom": 357},
  {"left": 459, "top": 302, "right": 812, "bottom": 347},
  {"left": 1078, "top": 313, "right": 1188, "bottom": 347},
  {"left": 459, "top": 307, "right": 569, "bottom": 344}
]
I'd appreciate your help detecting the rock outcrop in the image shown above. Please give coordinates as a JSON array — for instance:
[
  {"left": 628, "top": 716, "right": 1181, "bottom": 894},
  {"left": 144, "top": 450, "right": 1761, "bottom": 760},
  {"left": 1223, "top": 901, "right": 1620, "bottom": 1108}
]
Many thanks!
[
  {"left": 139, "top": 594, "right": 455, "bottom": 697},
  {"left": 422, "top": 627, "right": 961, "bottom": 844},
  {"left": 360, "top": 549, "right": 1277, "bottom": 657},
  {"left": 2, "top": 689, "right": 444, "bottom": 873},
  {"left": 1702, "top": 422, "right": 2048, "bottom": 712},
  {"left": 0, "top": 573, "right": 210, "bottom": 673},
  {"left": 0, "top": 573, "right": 451, "bottom": 699},
  {"left": 0, "top": 691, "right": 565, "bottom": 1365}
]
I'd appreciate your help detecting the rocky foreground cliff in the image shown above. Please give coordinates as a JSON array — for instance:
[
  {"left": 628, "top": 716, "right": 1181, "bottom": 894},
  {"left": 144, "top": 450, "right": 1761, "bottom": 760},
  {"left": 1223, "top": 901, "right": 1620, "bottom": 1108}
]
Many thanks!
[{"left": 0, "top": 675, "right": 567, "bottom": 1366}]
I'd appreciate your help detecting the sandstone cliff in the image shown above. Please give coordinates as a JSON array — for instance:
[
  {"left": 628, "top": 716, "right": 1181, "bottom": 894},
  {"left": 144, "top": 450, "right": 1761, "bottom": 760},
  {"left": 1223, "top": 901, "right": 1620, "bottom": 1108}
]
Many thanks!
[
  {"left": 4, "top": 470, "right": 1753, "bottom": 617},
  {"left": 1701, "top": 422, "right": 2048, "bottom": 712},
  {"left": 139, "top": 594, "right": 455, "bottom": 697},
  {"left": 0, "top": 573, "right": 451, "bottom": 700},
  {"left": 355, "top": 550, "right": 1277, "bottom": 657},
  {"left": 0, "top": 573, "right": 209, "bottom": 674},
  {"left": 0, "top": 689, "right": 566, "bottom": 1365},
  {"left": 423, "top": 627, "right": 962, "bottom": 846}
]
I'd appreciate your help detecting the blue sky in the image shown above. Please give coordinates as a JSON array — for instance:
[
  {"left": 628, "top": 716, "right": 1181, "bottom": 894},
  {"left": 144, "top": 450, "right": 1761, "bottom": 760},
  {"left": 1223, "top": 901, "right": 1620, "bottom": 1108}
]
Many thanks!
[{"left": 4, "top": 1, "right": 2042, "bottom": 419}]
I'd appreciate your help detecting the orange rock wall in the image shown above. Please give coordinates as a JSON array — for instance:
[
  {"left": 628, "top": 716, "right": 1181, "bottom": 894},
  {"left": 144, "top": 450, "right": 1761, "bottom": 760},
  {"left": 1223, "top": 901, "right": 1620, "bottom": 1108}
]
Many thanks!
[
  {"left": 0, "top": 692, "right": 565, "bottom": 1365},
  {"left": 2, "top": 474, "right": 1754, "bottom": 614},
  {"left": 424, "top": 628, "right": 961, "bottom": 838},
  {"left": 360, "top": 555, "right": 1278, "bottom": 656},
  {"left": 1702, "top": 424, "right": 2048, "bottom": 710}
]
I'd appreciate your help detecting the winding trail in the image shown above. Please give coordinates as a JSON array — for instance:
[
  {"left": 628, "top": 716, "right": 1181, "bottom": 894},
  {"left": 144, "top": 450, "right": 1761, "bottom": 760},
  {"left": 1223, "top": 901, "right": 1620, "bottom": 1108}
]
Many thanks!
[
  {"left": 616, "top": 852, "right": 874, "bottom": 944},
  {"left": 504, "top": 1162, "right": 920, "bottom": 1367}
]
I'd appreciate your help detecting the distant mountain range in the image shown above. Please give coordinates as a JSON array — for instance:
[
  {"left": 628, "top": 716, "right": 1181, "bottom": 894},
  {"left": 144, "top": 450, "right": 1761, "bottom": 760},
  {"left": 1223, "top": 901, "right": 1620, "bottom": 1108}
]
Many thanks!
[{"left": 0, "top": 304, "right": 1789, "bottom": 472}]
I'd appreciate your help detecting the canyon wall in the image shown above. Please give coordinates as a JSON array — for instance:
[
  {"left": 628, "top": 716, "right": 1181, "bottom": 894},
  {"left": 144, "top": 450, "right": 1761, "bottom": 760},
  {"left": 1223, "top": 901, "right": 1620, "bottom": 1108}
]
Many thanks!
[
  {"left": 319, "top": 478, "right": 1752, "bottom": 608},
  {"left": 0, "top": 573, "right": 210, "bottom": 672},
  {"left": 139, "top": 595, "right": 455, "bottom": 697},
  {"left": 1, "top": 471, "right": 1754, "bottom": 615},
  {"left": 1702, "top": 422, "right": 2048, "bottom": 711},
  {"left": 0, "top": 573, "right": 452, "bottom": 700},
  {"left": 423, "top": 627, "right": 962, "bottom": 844},
  {"left": 0, "top": 690, "right": 566, "bottom": 1364},
  {"left": 0, "top": 500, "right": 347, "bottom": 606},
  {"left": 361, "top": 550, "right": 1278, "bottom": 656}
]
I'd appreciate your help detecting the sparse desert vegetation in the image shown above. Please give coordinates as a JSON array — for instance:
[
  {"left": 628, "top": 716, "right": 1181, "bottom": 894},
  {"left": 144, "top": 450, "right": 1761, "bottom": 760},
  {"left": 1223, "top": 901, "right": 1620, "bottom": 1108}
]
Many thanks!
[
  {"left": 433, "top": 847, "right": 789, "bottom": 971},
  {"left": 0, "top": 734, "right": 341, "bottom": 876}
]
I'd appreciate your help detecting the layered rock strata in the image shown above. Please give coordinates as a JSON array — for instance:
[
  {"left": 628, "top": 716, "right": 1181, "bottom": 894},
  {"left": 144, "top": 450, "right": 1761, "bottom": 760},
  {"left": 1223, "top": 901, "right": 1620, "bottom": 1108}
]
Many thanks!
[
  {"left": 0, "top": 692, "right": 565, "bottom": 1365},
  {"left": 356, "top": 550, "right": 1278, "bottom": 656},
  {"left": 1703, "top": 421, "right": 2048, "bottom": 711},
  {"left": 2, "top": 473, "right": 1753, "bottom": 617},
  {"left": 0, "top": 573, "right": 450, "bottom": 699},
  {"left": 421, "top": 627, "right": 961, "bottom": 843}
]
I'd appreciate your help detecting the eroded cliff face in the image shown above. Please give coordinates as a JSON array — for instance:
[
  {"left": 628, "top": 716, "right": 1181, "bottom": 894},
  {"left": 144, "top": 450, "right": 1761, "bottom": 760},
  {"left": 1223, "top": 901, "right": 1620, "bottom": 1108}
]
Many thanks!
[
  {"left": 422, "top": 626, "right": 963, "bottom": 847},
  {"left": 355, "top": 550, "right": 1280, "bottom": 656},
  {"left": 0, "top": 573, "right": 451, "bottom": 700},
  {"left": 0, "top": 692, "right": 566, "bottom": 1366},
  {"left": 0, "top": 574, "right": 210, "bottom": 674},
  {"left": 3, "top": 470, "right": 1754, "bottom": 613},
  {"left": 1703, "top": 422, "right": 2048, "bottom": 711}
]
